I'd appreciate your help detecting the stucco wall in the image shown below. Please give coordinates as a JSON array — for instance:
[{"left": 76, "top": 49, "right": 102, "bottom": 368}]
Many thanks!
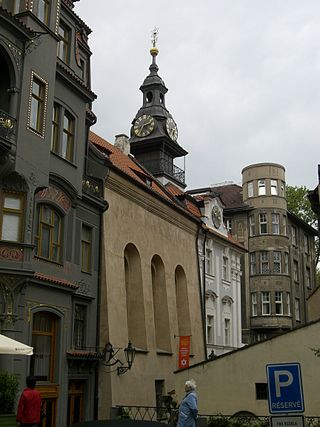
[
  {"left": 174, "top": 320, "right": 320, "bottom": 416},
  {"left": 98, "top": 171, "right": 205, "bottom": 417}
]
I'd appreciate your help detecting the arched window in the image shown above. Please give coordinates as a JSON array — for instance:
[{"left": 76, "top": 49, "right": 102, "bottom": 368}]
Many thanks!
[
  {"left": 35, "top": 204, "right": 62, "bottom": 263},
  {"left": 30, "top": 311, "right": 58, "bottom": 382},
  {"left": 124, "top": 244, "right": 146, "bottom": 349},
  {"left": 175, "top": 265, "right": 191, "bottom": 337},
  {"left": 151, "top": 255, "right": 171, "bottom": 352}
]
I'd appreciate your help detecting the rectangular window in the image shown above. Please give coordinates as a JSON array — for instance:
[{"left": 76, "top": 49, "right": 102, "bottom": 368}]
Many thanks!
[
  {"left": 251, "top": 292, "right": 257, "bottom": 316},
  {"left": 73, "top": 304, "right": 86, "bottom": 349},
  {"left": 250, "top": 252, "right": 256, "bottom": 275},
  {"left": 293, "top": 260, "right": 299, "bottom": 282},
  {"left": 259, "top": 213, "right": 268, "bottom": 234},
  {"left": 306, "top": 267, "right": 311, "bottom": 289},
  {"left": 284, "top": 252, "right": 289, "bottom": 275},
  {"left": 249, "top": 215, "right": 255, "bottom": 236},
  {"left": 225, "top": 219, "right": 232, "bottom": 233},
  {"left": 62, "top": 112, "right": 74, "bottom": 161},
  {"left": 273, "top": 251, "right": 281, "bottom": 274},
  {"left": 270, "top": 180, "right": 278, "bottom": 195},
  {"left": 256, "top": 383, "right": 268, "bottom": 400},
  {"left": 286, "top": 293, "right": 291, "bottom": 316},
  {"left": 248, "top": 181, "right": 254, "bottom": 198},
  {"left": 28, "top": 73, "right": 47, "bottom": 136},
  {"left": 205, "top": 248, "right": 213, "bottom": 275},
  {"left": 260, "top": 251, "right": 269, "bottom": 274},
  {"left": 207, "top": 315, "right": 214, "bottom": 344},
  {"left": 222, "top": 256, "right": 229, "bottom": 281},
  {"left": 51, "top": 103, "right": 59, "bottom": 152},
  {"left": 258, "top": 179, "right": 266, "bottom": 195},
  {"left": 261, "top": 292, "right": 271, "bottom": 315},
  {"left": 58, "top": 22, "right": 70, "bottom": 63},
  {"left": 280, "top": 181, "right": 285, "bottom": 196},
  {"left": 272, "top": 213, "right": 280, "bottom": 235},
  {"left": 35, "top": 205, "right": 62, "bottom": 263},
  {"left": 275, "top": 291, "right": 283, "bottom": 315},
  {"left": 51, "top": 105, "right": 75, "bottom": 162},
  {"left": 81, "top": 225, "right": 92, "bottom": 273},
  {"left": 291, "top": 226, "right": 297, "bottom": 246},
  {"left": 304, "top": 234, "right": 309, "bottom": 254},
  {"left": 37, "top": 0, "right": 50, "bottom": 25},
  {"left": 1, "top": 193, "right": 24, "bottom": 242},
  {"left": 224, "top": 318, "right": 231, "bottom": 346},
  {"left": 282, "top": 215, "right": 287, "bottom": 236},
  {"left": 295, "top": 298, "right": 300, "bottom": 321}
]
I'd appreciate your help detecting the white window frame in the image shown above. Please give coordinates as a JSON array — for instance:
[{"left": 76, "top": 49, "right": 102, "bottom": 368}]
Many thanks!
[
  {"left": 293, "top": 260, "right": 299, "bottom": 282},
  {"left": 275, "top": 291, "right": 283, "bottom": 315},
  {"left": 261, "top": 292, "right": 271, "bottom": 315},
  {"left": 224, "top": 318, "right": 231, "bottom": 346},
  {"left": 207, "top": 315, "right": 214, "bottom": 344},
  {"left": 251, "top": 292, "right": 257, "bottom": 316},
  {"left": 249, "top": 214, "right": 255, "bottom": 236},
  {"left": 292, "top": 226, "right": 297, "bottom": 246},
  {"left": 259, "top": 213, "right": 268, "bottom": 234},
  {"left": 295, "top": 298, "right": 300, "bottom": 321},
  {"left": 258, "top": 180, "right": 266, "bottom": 196},
  {"left": 248, "top": 181, "right": 254, "bottom": 198},
  {"left": 286, "top": 292, "right": 291, "bottom": 316},
  {"left": 272, "top": 213, "right": 280, "bottom": 235},
  {"left": 205, "top": 248, "right": 213, "bottom": 275},
  {"left": 270, "top": 179, "right": 278, "bottom": 195},
  {"left": 284, "top": 252, "right": 289, "bottom": 275},
  {"left": 260, "top": 251, "right": 269, "bottom": 274},
  {"left": 222, "top": 256, "right": 229, "bottom": 281},
  {"left": 250, "top": 252, "right": 256, "bottom": 275},
  {"left": 273, "top": 251, "right": 281, "bottom": 274}
]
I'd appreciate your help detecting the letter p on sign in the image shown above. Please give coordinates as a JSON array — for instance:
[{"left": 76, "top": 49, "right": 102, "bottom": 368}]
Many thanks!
[
  {"left": 275, "top": 370, "right": 294, "bottom": 397},
  {"left": 266, "top": 363, "right": 304, "bottom": 414}
]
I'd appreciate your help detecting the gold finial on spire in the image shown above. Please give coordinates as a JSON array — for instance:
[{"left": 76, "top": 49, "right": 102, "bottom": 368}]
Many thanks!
[{"left": 150, "top": 27, "right": 159, "bottom": 57}]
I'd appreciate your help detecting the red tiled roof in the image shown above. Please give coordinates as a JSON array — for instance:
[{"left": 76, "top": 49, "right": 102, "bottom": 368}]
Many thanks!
[
  {"left": 34, "top": 272, "right": 79, "bottom": 289},
  {"left": 89, "top": 131, "right": 181, "bottom": 204}
]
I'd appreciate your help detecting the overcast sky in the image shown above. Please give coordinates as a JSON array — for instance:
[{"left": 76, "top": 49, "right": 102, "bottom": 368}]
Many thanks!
[{"left": 75, "top": 0, "right": 320, "bottom": 190}]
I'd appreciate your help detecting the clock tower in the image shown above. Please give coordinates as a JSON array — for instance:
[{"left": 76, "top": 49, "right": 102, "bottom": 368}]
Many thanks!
[{"left": 129, "top": 29, "right": 188, "bottom": 189}]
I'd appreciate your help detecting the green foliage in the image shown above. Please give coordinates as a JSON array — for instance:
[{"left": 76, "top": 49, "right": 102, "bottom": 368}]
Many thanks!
[
  {"left": 116, "top": 407, "right": 131, "bottom": 420},
  {"left": 207, "top": 415, "right": 269, "bottom": 427},
  {"left": 286, "top": 185, "right": 319, "bottom": 265},
  {"left": 0, "top": 371, "right": 19, "bottom": 414},
  {"left": 286, "top": 185, "right": 317, "bottom": 227}
]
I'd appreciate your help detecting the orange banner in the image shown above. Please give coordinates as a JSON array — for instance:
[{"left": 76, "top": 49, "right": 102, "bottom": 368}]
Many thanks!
[{"left": 178, "top": 335, "right": 190, "bottom": 369}]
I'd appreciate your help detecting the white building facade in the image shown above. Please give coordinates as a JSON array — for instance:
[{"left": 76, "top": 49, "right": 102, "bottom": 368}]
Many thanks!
[{"left": 192, "top": 191, "right": 245, "bottom": 357}]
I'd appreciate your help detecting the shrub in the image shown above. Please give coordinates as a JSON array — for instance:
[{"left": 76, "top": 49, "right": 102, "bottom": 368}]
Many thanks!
[{"left": 0, "top": 371, "right": 19, "bottom": 414}]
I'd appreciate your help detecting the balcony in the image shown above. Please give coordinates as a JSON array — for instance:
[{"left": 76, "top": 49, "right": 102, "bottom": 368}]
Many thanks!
[
  {"left": 141, "top": 158, "right": 185, "bottom": 185},
  {"left": 0, "top": 110, "right": 16, "bottom": 147}
]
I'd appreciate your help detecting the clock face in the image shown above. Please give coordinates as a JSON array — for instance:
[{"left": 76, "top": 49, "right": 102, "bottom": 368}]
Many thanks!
[
  {"left": 166, "top": 117, "right": 178, "bottom": 141},
  {"left": 133, "top": 114, "right": 155, "bottom": 137},
  {"left": 211, "top": 206, "right": 222, "bottom": 229}
]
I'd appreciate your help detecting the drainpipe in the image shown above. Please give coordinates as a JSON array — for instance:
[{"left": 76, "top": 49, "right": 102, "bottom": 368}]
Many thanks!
[{"left": 196, "top": 226, "right": 207, "bottom": 359}]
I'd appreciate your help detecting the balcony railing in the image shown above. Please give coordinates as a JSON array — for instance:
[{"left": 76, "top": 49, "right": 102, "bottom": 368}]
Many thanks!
[
  {"left": 141, "top": 158, "right": 185, "bottom": 185},
  {"left": 0, "top": 110, "right": 16, "bottom": 142}
]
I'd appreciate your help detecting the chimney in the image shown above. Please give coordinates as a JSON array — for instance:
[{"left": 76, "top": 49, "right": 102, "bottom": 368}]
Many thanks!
[{"left": 114, "top": 134, "right": 130, "bottom": 155}]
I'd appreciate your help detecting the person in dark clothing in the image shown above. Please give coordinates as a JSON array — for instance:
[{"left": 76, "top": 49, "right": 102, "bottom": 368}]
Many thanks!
[{"left": 16, "top": 376, "right": 42, "bottom": 427}]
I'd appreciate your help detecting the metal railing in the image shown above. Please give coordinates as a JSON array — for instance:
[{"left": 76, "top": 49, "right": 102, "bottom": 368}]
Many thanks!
[
  {"left": 140, "top": 158, "right": 185, "bottom": 185},
  {"left": 0, "top": 109, "right": 16, "bottom": 141},
  {"left": 115, "top": 406, "right": 320, "bottom": 427}
]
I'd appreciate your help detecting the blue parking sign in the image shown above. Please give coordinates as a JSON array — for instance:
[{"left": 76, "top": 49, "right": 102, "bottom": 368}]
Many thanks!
[{"left": 267, "top": 363, "right": 304, "bottom": 414}]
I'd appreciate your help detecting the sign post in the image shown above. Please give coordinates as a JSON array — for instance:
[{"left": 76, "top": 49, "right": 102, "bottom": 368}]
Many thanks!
[{"left": 266, "top": 363, "right": 304, "bottom": 414}]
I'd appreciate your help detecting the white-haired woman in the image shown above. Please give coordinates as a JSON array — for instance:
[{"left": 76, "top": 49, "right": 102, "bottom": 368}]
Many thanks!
[{"left": 177, "top": 379, "right": 198, "bottom": 427}]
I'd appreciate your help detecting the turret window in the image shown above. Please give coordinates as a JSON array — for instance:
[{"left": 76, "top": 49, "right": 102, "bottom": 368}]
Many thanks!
[
  {"left": 270, "top": 180, "right": 278, "bottom": 195},
  {"left": 249, "top": 214, "right": 255, "bottom": 236},
  {"left": 259, "top": 213, "right": 267, "bottom": 234},
  {"left": 272, "top": 213, "right": 280, "bottom": 234},
  {"left": 260, "top": 251, "right": 269, "bottom": 273},
  {"left": 146, "top": 92, "right": 153, "bottom": 103},
  {"left": 248, "top": 181, "right": 253, "bottom": 198},
  {"left": 261, "top": 292, "right": 271, "bottom": 315},
  {"left": 275, "top": 292, "right": 283, "bottom": 315},
  {"left": 258, "top": 180, "right": 266, "bottom": 195}
]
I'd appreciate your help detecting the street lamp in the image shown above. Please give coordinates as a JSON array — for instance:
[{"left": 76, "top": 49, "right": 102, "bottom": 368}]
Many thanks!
[
  {"left": 101, "top": 341, "right": 136, "bottom": 375},
  {"left": 117, "top": 341, "right": 135, "bottom": 375}
]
